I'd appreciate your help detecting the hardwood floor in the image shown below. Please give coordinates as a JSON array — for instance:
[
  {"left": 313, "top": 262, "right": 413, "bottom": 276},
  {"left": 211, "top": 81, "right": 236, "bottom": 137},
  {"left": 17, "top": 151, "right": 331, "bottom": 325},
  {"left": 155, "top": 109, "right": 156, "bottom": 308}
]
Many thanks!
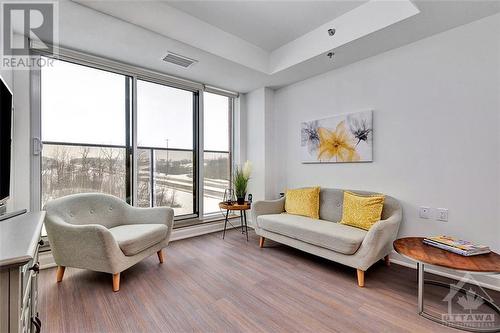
[{"left": 39, "top": 229, "right": 500, "bottom": 332}]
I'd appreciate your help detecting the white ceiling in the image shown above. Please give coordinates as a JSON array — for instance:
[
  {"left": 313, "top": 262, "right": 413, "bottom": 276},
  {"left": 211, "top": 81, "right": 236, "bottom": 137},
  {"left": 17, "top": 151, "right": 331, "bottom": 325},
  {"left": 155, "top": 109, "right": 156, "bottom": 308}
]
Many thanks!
[
  {"left": 74, "top": 0, "right": 420, "bottom": 74},
  {"left": 165, "top": 1, "right": 367, "bottom": 51},
  {"left": 50, "top": 1, "right": 500, "bottom": 92}
]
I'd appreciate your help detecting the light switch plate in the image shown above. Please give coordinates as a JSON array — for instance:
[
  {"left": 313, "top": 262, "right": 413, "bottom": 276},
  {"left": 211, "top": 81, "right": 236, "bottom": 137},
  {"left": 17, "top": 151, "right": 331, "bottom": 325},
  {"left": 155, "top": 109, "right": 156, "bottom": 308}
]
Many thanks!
[
  {"left": 419, "top": 206, "right": 431, "bottom": 219},
  {"left": 436, "top": 208, "right": 448, "bottom": 222}
]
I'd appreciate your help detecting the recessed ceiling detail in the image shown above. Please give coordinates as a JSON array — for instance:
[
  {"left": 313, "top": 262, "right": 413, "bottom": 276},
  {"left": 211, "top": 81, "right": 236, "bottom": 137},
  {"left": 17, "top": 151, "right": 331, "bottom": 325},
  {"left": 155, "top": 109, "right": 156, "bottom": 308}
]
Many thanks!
[
  {"left": 165, "top": 0, "right": 366, "bottom": 51},
  {"left": 64, "top": 0, "right": 500, "bottom": 92},
  {"left": 75, "top": 0, "right": 419, "bottom": 74},
  {"left": 269, "top": 0, "right": 420, "bottom": 74}
]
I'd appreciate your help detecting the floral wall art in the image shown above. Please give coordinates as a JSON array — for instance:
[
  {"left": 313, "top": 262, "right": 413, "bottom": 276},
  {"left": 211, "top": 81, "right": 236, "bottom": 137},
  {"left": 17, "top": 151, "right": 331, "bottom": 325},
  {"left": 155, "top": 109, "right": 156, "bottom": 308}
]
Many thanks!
[{"left": 301, "top": 110, "right": 373, "bottom": 163}]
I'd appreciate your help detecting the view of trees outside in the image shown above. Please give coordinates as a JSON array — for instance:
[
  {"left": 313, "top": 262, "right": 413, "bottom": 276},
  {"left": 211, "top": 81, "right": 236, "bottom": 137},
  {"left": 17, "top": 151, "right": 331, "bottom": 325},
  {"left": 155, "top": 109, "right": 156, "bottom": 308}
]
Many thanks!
[
  {"left": 41, "top": 145, "right": 228, "bottom": 216},
  {"left": 136, "top": 149, "right": 151, "bottom": 207},
  {"left": 41, "top": 145, "right": 126, "bottom": 207},
  {"left": 135, "top": 149, "right": 229, "bottom": 216},
  {"left": 203, "top": 152, "right": 230, "bottom": 214},
  {"left": 136, "top": 149, "right": 194, "bottom": 216}
]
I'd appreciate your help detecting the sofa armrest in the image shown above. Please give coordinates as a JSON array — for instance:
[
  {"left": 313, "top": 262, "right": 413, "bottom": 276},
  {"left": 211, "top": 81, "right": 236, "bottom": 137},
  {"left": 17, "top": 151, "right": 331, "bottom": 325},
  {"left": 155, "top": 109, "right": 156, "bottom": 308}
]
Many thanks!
[
  {"left": 45, "top": 215, "right": 124, "bottom": 272},
  {"left": 355, "top": 211, "right": 402, "bottom": 270},
  {"left": 250, "top": 197, "right": 286, "bottom": 227}
]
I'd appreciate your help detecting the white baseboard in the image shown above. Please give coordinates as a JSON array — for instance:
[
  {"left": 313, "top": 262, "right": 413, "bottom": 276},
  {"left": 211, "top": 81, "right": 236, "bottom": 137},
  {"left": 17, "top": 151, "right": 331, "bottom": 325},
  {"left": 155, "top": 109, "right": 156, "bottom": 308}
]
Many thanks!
[
  {"left": 39, "top": 218, "right": 241, "bottom": 270},
  {"left": 170, "top": 218, "right": 238, "bottom": 241},
  {"left": 389, "top": 251, "right": 500, "bottom": 292}
]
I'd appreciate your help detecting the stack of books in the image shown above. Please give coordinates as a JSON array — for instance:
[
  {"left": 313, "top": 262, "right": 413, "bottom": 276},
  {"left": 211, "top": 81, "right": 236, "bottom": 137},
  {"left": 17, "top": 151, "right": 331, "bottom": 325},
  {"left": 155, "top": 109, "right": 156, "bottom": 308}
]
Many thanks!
[{"left": 423, "top": 236, "right": 490, "bottom": 256}]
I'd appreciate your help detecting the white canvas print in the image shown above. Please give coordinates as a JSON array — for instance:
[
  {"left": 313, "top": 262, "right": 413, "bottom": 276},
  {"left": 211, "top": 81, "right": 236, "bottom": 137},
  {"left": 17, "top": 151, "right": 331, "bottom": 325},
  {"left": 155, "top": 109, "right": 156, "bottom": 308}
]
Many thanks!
[{"left": 301, "top": 110, "right": 373, "bottom": 163}]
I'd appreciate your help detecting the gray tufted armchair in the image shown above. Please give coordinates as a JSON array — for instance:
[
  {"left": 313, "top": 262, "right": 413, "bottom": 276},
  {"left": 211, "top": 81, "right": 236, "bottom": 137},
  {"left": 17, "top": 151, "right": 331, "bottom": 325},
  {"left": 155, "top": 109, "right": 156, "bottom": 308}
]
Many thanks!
[{"left": 44, "top": 193, "right": 174, "bottom": 291}]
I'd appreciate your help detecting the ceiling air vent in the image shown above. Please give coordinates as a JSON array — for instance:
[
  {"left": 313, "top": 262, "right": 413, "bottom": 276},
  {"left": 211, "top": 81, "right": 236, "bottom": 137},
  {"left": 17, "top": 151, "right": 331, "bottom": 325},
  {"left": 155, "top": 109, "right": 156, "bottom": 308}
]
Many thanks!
[{"left": 162, "top": 52, "right": 198, "bottom": 68}]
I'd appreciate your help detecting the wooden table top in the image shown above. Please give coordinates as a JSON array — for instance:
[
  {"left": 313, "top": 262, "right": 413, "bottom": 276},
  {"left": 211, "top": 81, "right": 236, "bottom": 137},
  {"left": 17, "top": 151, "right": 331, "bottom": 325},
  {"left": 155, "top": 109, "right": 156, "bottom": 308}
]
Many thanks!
[
  {"left": 219, "top": 201, "right": 251, "bottom": 211},
  {"left": 393, "top": 237, "right": 500, "bottom": 273}
]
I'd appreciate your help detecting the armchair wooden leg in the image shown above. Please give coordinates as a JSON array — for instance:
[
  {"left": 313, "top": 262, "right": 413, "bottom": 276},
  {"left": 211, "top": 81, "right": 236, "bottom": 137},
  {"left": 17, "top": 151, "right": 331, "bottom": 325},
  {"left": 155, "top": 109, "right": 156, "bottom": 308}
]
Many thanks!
[
  {"left": 112, "top": 273, "right": 120, "bottom": 292},
  {"left": 157, "top": 249, "right": 164, "bottom": 264},
  {"left": 357, "top": 269, "right": 365, "bottom": 287},
  {"left": 56, "top": 266, "right": 65, "bottom": 282},
  {"left": 384, "top": 255, "right": 390, "bottom": 267},
  {"left": 259, "top": 237, "right": 265, "bottom": 248}
]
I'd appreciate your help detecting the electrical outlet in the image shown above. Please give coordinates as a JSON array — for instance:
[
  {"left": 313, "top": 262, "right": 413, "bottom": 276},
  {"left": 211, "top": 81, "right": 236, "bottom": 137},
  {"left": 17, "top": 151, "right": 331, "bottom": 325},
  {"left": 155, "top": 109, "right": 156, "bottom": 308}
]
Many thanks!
[
  {"left": 419, "top": 206, "right": 431, "bottom": 219},
  {"left": 436, "top": 208, "right": 448, "bottom": 222}
]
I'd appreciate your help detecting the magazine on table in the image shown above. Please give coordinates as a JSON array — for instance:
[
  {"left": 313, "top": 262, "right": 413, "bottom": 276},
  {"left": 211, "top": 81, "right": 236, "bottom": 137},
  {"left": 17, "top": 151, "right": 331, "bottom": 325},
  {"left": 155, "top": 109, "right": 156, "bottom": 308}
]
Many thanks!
[{"left": 423, "top": 236, "right": 490, "bottom": 256}]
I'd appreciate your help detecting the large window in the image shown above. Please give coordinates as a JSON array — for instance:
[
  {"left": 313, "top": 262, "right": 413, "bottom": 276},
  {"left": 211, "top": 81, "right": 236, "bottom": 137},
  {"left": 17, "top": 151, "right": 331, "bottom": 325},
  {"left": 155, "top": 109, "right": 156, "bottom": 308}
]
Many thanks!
[
  {"left": 137, "top": 80, "right": 196, "bottom": 217},
  {"left": 41, "top": 59, "right": 130, "bottom": 207},
  {"left": 203, "top": 92, "right": 231, "bottom": 214},
  {"left": 39, "top": 57, "right": 234, "bottom": 225}
]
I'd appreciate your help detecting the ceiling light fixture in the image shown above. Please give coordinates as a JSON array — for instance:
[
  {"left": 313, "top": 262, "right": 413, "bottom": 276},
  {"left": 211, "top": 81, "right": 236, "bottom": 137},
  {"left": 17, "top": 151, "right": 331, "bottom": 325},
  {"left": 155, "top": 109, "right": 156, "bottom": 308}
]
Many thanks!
[{"left": 328, "top": 28, "right": 336, "bottom": 36}]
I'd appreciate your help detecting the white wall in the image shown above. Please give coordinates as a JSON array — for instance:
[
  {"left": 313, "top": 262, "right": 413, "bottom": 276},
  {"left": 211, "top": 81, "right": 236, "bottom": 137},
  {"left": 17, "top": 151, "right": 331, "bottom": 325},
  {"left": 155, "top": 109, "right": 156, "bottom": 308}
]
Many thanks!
[
  {"left": 245, "top": 87, "right": 275, "bottom": 201},
  {"left": 264, "top": 13, "right": 500, "bottom": 287},
  {"left": 6, "top": 34, "right": 32, "bottom": 212},
  {"left": 245, "top": 88, "right": 265, "bottom": 200},
  {"left": 11, "top": 64, "right": 31, "bottom": 211}
]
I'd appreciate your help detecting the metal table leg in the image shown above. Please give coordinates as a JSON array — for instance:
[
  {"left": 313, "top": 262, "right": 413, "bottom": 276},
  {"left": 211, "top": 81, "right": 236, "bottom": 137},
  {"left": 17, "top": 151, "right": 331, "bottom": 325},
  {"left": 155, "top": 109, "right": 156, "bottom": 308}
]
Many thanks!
[
  {"left": 417, "top": 262, "right": 500, "bottom": 332},
  {"left": 222, "top": 209, "right": 229, "bottom": 239},
  {"left": 243, "top": 211, "right": 248, "bottom": 241},
  {"left": 240, "top": 212, "right": 244, "bottom": 233},
  {"left": 418, "top": 262, "right": 424, "bottom": 314}
]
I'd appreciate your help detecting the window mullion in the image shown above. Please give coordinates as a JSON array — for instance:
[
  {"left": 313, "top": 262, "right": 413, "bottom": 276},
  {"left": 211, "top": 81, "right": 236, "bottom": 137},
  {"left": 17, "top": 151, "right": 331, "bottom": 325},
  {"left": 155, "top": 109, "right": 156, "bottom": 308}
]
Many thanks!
[
  {"left": 131, "top": 76, "right": 138, "bottom": 206},
  {"left": 196, "top": 90, "right": 203, "bottom": 217},
  {"left": 125, "top": 77, "right": 132, "bottom": 204}
]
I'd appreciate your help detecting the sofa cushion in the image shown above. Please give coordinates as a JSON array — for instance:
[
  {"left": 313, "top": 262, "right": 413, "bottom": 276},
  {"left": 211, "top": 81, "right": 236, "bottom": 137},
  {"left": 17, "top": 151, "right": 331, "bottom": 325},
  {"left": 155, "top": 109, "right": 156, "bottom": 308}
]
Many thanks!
[
  {"left": 285, "top": 187, "right": 320, "bottom": 219},
  {"left": 257, "top": 214, "right": 367, "bottom": 255},
  {"left": 340, "top": 191, "right": 385, "bottom": 231},
  {"left": 109, "top": 224, "right": 168, "bottom": 256}
]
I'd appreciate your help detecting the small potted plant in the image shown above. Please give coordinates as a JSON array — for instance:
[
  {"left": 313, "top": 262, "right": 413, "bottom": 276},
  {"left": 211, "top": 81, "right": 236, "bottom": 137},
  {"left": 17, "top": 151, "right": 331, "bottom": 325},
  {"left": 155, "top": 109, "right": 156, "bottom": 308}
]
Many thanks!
[{"left": 234, "top": 161, "right": 252, "bottom": 204}]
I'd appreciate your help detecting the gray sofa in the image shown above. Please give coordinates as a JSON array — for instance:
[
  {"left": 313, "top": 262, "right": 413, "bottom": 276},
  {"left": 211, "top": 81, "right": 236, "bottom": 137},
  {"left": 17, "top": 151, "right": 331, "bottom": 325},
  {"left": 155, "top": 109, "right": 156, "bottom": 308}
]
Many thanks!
[
  {"left": 251, "top": 188, "right": 402, "bottom": 287},
  {"left": 45, "top": 193, "right": 174, "bottom": 291}
]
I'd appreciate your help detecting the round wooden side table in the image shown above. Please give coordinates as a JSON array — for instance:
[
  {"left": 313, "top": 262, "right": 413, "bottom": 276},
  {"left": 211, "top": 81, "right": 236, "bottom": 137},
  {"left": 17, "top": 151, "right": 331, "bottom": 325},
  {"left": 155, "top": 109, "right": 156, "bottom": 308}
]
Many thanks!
[
  {"left": 219, "top": 201, "right": 251, "bottom": 241},
  {"left": 394, "top": 237, "right": 500, "bottom": 332}
]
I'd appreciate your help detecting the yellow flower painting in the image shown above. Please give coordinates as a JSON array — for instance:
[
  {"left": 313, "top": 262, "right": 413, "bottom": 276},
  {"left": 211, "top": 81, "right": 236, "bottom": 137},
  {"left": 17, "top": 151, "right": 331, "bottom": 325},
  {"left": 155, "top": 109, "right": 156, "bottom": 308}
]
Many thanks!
[
  {"left": 301, "top": 111, "right": 372, "bottom": 163},
  {"left": 318, "top": 121, "right": 359, "bottom": 162}
]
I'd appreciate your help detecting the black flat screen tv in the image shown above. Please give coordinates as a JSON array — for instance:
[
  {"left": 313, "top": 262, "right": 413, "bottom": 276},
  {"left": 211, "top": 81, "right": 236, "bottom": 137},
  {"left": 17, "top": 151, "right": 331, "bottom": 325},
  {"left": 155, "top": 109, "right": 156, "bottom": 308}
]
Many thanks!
[{"left": 0, "top": 76, "right": 12, "bottom": 206}]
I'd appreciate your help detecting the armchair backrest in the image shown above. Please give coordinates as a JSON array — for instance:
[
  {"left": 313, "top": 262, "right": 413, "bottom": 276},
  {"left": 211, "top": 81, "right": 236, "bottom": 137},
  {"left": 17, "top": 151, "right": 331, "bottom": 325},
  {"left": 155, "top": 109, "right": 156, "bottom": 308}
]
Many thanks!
[{"left": 44, "top": 193, "right": 130, "bottom": 229}]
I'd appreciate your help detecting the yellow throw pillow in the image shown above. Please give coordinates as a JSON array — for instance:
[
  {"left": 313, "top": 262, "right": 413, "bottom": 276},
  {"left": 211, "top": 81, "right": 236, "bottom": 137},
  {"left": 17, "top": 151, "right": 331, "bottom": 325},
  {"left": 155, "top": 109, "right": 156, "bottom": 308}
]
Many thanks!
[
  {"left": 285, "top": 187, "right": 320, "bottom": 219},
  {"left": 340, "top": 191, "right": 385, "bottom": 230}
]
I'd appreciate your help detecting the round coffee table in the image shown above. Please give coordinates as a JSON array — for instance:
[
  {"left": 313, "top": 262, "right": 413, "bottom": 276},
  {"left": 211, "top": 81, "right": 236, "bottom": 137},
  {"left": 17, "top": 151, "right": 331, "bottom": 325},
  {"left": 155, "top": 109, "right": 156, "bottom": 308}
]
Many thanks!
[
  {"left": 394, "top": 237, "right": 500, "bottom": 332},
  {"left": 219, "top": 201, "right": 251, "bottom": 241}
]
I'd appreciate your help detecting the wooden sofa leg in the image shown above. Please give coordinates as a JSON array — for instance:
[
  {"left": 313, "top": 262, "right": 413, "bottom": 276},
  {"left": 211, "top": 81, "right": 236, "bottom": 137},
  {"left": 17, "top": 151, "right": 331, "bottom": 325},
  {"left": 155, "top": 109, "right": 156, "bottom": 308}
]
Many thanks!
[
  {"left": 56, "top": 266, "right": 65, "bottom": 282},
  {"left": 157, "top": 249, "right": 164, "bottom": 264},
  {"left": 357, "top": 269, "right": 365, "bottom": 287},
  {"left": 259, "top": 237, "right": 265, "bottom": 248},
  {"left": 112, "top": 273, "right": 120, "bottom": 292},
  {"left": 384, "top": 255, "right": 390, "bottom": 267}
]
